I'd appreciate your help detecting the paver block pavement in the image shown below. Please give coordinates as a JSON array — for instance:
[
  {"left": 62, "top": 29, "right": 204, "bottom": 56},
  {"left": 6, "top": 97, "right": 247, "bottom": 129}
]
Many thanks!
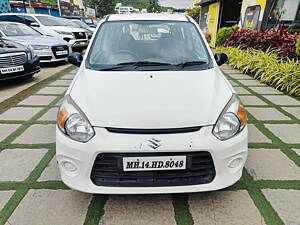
[
  {"left": 13, "top": 124, "right": 56, "bottom": 144},
  {"left": 0, "top": 124, "right": 21, "bottom": 141},
  {"left": 229, "top": 74, "right": 254, "bottom": 80},
  {"left": 49, "top": 79, "right": 72, "bottom": 86},
  {"left": 282, "top": 107, "right": 300, "bottom": 119},
  {"left": 240, "top": 96, "right": 268, "bottom": 105},
  {"left": 245, "top": 149, "right": 300, "bottom": 180},
  {"left": 234, "top": 87, "right": 251, "bottom": 95},
  {"left": 38, "top": 107, "right": 58, "bottom": 121},
  {"left": 239, "top": 80, "right": 266, "bottom": 86},
  {"left": 0, "top": 149, "right": 47, "bottom": 181},
  {"left": 0, "top": 107, "right": 42, "bottom": 121},
  {"left": 229, "top": 80, "right": 239, "bottom": 86},
  {"left": 189, "top": 190, "right": 265, "bottom": 225},
  {"left": 248, "top": 124, "right": 271, "bottom": 143},
  {"left": 250, "top": 86, "right": 283, "bottom": 95},
  {"left": 246, "top": 107, "right": 290, "bottom": 120},
  {"left": 264, "top": 95, "right": 300, "bottom": 105},
  {"left": 18, "top": 95, "right": 56, "bottom": 106},
  {"left": 263, "top": 189, "right": 300, "bottom": 225},
  {"left": 0, "top": 191, "right": 15, "bottom": 210},
  {"left": 61, "top": 74, "right": 75, "bottom": 80},
  {"left": 265, "top": 124, "right": 300, "bottom": 144},
  {"left": 99, "top": 195, "right": 176, "bottom": 225},
  {"left": 37, "top": 86, "right": 67, "bottom": 95},
  {"left": 7, "top": 189, "right": 91, "bottom": 225},
  {"left": 38, "top": 157, "right": 61, "bottom": 181},
  {"left": 293, "top": 149, "right": 300, "bottom": 156}
]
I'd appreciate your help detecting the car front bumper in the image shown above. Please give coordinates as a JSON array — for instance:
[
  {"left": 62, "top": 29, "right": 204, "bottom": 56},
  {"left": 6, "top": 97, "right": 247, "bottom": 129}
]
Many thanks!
[
  {"left": 56, "top": 125, "right": 248, "bottom": 194},
  {"left": 0, "top": 55, "right": 40, "bottom": 81},
  {"left": 34, "top": 47, "right": 70, "bottom": 63}
]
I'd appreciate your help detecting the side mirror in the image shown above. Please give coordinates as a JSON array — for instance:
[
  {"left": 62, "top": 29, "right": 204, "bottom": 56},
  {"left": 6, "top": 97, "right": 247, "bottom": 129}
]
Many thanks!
[
  {"left": 30, "top": 22, "right": 40, "bottom": 27},
  {"left": 68, "top": 52, "right": 83, "bottom": 67},
  {"left": 214, "top": 53, "right": 228, "bottom": 66}
]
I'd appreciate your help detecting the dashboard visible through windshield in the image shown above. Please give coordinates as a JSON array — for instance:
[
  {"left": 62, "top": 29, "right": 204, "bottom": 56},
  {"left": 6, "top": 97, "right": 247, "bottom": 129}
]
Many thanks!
[{"left": 86, "top": 21, "right": 211, "bottom": 71}]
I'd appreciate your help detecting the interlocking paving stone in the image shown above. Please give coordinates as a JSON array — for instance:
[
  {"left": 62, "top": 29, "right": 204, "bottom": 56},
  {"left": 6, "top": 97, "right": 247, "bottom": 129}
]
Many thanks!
[
  {"left": 294, "top": 149, "right": 300, "bottom": 156},
  {"left": 0, "top": 107, "right": 42, "bottom": 121},
  {"left": 189, "top": 190, "right": 265, "bottom": 225},
  {"left": 222, "top": 69, "right": 242, "bottom": 74},
  {"left": 229, "top": 80, "right": 239, "bottom": 86},
  {"left": 18, "top": 95, "right": 56, "bottom": 106},
  {"left": 263, "top": 189, "right": 300, "bottom": 225},
  {"left": 61, "top": 74, "right": 75, "bottom": 80},
  {"left": 0, "top": 149, "right": 47, "bottom": 181},
  {"left": 0, "top": 124, "right": 21, "bottom": 141},
  {"left": 49, "top": 80, "right": 72, "bottom": 86},
  {"left": 8, "top": 190, "right": 91, "bottom": 225},
  {"left": 250, "top": 86, "right": 282, "bottom": 95},
  {"left": 230, "top": 74, "right": 254, "bottom": 80},
  {"left": 248, "top": 124, "right": 271, "bottom": 143},
  {"left": 0, "top": 191, "right": 15, "bottom": 210},
  {"left": 37, "top": 86, "right": 67, "bottom": 95},
  {"left": 55, "top": 98, "right": 63, "bottom": 106},
  {"left": 240, "top": 96, "right": 268, "bottom": 105},
  {"left": 265, "top": 124, "right": 300, "bottom": 144},
  {"left": 13, "top": 124, "right": 56, "bottom": 144},
  {"left": 38, "top": 107, "right": 58, "bottom": 121},
  {"left": 99, "top": 195, "right": 176, "bottom": 225},
  {"left": 239, "top": 80, "right": 266, "bottom": 86},
  {"left": 246, "top": 149, "right": 300, "bottom": 180},
  {"left": 234, "top": 87, "right": 251, "bottom": 94},
  {"left": 264, "top": 95, "right": 300, "bottom": 105},
  {"left": 38, "top": 157, "right": 61, "bottom": 181},
  {"left": 246, "top": 107, "right": 290, "bottom": 120},
  {"left": 282, "top": 107, "right": 300, "bottom": 119}
]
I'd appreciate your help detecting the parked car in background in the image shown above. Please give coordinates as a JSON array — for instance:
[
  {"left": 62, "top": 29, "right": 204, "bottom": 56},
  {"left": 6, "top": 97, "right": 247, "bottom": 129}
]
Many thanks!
[
  {"left": 58, "top": 18, "right": 93, "bottom": 40},
  {"left": 0, "top": 39, "right": 40, "bottom": 81},
  {"left": 62, "top": 16, "right": 97, "bottom": 28},
  {"left": 71, "top": 19, "right": 96, "bottom": 32},
  {"left": 0, "top": 22, "right": 70, "bottom": 63},
  {"left": 0, "top": 14, "right": 88, "bottom": 52}
]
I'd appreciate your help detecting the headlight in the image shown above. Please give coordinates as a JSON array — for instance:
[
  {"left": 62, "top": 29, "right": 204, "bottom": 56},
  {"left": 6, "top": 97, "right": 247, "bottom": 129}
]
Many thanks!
[
  {"left": 57, "top": 95, "right": 95, "bottom": 142},
  {"left": 26, "top": 45, "right": 36, "bottom": 60},
  {"left": 31, "top": 45, "right": 50, "bottom": 50},
  {"left": 213, "top": 94, "right": 247, "bottom": 141},
  {"left": 54, "top": 30, "right": 73, "bottom": 36}
]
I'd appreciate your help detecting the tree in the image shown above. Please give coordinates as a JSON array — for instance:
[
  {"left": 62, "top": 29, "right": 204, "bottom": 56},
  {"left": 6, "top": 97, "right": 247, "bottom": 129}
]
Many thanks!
[
  {"left": 83, "top": 0, "right": 116, "bottom": 17},
  {"left": 186, "top": 7, "right": 200, "bottom": 23},
  {"left": 147, "top": 0, "right": 161, "bottom": 13}
]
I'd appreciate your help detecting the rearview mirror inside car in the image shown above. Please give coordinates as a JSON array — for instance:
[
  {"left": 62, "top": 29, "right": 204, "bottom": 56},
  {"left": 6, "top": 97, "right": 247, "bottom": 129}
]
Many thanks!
[{"left": 68, "top": 52, "right": 83, "bottom": 67}]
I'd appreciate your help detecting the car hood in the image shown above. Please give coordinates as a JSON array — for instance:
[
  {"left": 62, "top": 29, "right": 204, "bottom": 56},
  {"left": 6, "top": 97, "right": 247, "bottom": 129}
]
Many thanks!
[
  {"left": 48, "top": 26, "right": 87, "bottom": 32},
  {"left": 0, "top": 39, "right": 28, "bottom": 53},
  {"left": 3, "top": 36, "right": 69, "bottom": 46},
  {"left": 70, "top": 68, "right": 232, "bottom": 128}
]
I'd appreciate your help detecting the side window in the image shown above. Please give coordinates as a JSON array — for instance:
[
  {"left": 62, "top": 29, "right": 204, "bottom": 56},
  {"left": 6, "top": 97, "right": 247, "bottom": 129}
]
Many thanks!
[
  {"left": 243, "top": 5, "right": 261, "bottom": 29},
  {"left": 23, "top": 16, "right": 37, "bottom": 26},
  {"left": 0, "top": 15, "right": 25, "bottom": 23}
]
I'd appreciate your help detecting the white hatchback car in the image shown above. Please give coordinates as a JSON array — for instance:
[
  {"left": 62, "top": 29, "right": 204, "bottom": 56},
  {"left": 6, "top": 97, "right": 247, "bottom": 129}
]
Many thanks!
[{"left": 57, "top": 14, "right": 248, "bottom": 194}]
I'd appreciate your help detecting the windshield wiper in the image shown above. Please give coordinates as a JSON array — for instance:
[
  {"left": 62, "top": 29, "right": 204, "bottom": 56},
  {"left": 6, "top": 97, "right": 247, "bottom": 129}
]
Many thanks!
[
  {"left": 175, "top": 61, "right": 207, "bottom": 69},
  {"left": 118, "top": 61, "right": 172, "bottom": 66}
]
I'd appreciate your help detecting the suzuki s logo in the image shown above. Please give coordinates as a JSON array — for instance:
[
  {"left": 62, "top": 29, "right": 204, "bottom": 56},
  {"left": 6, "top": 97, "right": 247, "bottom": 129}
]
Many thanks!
[{"left": 147, "top": 137, "right": 161, "bottom": 149}]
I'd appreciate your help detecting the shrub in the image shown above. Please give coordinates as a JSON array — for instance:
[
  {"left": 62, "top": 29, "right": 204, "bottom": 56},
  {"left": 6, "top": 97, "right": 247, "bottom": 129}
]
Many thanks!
[
  {"left": 296, "top": 39, "right": 300, "bottom": 56},
  {"left": 224, "top": 29, "right": 300, "bottom": 59},
  {"left": 216, "top": 25, "right": 239, "bottom": 46},
  {"left": 216, "top": 46, "right": 300, "bottom": 96}
]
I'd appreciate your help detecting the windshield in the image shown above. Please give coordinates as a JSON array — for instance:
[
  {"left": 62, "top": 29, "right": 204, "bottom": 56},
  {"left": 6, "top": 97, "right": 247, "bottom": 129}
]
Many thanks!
[
  {"left": 36, "top": 16, "right": 66, "bottom": 26},
  {"left": 87, "top": 21, "right": 210, "bottom": 71},
  {"left": 0, "top": 23, "right": 41, "bottom": 36},
  {"left": 82, "top": 18, "right": 93, "bottom": 25},
  {"left": 73, "top": 20, "right": 89, "bottom": 29},
  {"left": 60, "top": 18, "right": 81, "bottom": 28}
]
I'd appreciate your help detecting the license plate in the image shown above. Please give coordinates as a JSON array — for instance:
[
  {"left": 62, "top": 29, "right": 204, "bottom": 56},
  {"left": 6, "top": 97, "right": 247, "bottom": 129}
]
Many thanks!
[
  {"left": 123, "top": 156, "right": 186, "bottom": 171},
  {"left": 0, "top": 65, "right": 24, "bottom": 74},
  {"left": 56, "top": 50, "right": 68, "bottom": 56}
]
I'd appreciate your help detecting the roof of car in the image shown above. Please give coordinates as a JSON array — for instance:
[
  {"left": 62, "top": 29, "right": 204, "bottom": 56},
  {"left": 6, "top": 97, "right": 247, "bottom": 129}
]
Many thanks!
[
  {"left": 0, "top": 13, "right": 53, "bottom": 16},
  {"left": 107, "top": 13, "right": 190, "bottom": 22}
]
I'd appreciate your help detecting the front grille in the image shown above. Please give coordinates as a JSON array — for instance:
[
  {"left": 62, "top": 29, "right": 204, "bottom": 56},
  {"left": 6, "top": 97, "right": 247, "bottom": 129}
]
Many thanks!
[
  {"left": 0, "top": 52, "right": 27, "bottom": 68},
  {"left": 72, "top": 32, "right": 86, "bottom": 39},
  {"left": 91, "top": 152, "right": 216, "bottom": 187},
  {"left": 106, "top": 126, "right": 201, "bottom": 134},
  {"left": 39, "top": 56, "right": 52, "bottom": 61},
  {"left": 51, "top": 45, "right": 69, "bottom": 59}
]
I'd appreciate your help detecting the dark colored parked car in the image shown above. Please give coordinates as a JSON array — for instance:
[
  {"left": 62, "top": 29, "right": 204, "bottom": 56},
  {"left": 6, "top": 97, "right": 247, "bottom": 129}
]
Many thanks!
[
  {"left": 0, "top": 39, "right": 40, "bottom": 80},
  {"left": 62, "top": 16, "right": 97, "bottom": 28}
]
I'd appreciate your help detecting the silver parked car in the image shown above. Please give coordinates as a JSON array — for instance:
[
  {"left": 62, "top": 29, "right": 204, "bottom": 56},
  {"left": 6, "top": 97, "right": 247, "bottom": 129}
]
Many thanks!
[{"left": 0, "top": 22, "right": 71, "bottom": 63}]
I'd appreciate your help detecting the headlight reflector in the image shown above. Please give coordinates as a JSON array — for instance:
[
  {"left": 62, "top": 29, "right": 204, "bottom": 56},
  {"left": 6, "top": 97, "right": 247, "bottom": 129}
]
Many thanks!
[
  {"left": 213, "top": 94, "right": 247, "bottom": 141},
  {"left": 57, "top": 95, "right": 95, "bottom": 142}
]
